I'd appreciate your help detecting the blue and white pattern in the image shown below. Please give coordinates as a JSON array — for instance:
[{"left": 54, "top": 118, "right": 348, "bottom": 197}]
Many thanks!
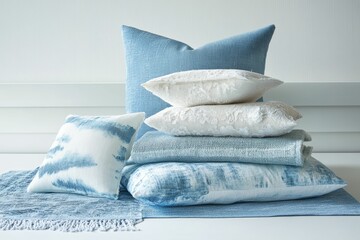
[
  {"left": 122, "top": 157, "right": 346, "bottom": 206},
  {"left": 27, "top": 113, "right": 145, "bottom": 199}
]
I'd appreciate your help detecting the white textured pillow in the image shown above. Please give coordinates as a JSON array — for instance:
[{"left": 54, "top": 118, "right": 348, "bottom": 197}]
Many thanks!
[
  {"left": 145, "top": 102, "right": 301, "bottom": 137},
  {"left": 142, "top": 69, "right": 283, "bottom": 107},
  {"left": 27, "top": 113, "right": 145, "bottom": 199}
]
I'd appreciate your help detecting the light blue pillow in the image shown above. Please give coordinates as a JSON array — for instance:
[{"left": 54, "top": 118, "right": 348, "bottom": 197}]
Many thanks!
[
  {"left": 122, "top": 25, "right": 275, "bottom": 138},
  {"left": 122, "top": 157, "right": 346, "bottom": 206},
  {"left": 27, "top": 113, "right": 144, "bottom": 199},
  {"left": 128, "top": 130, "right": 312, "bottom": 167}
]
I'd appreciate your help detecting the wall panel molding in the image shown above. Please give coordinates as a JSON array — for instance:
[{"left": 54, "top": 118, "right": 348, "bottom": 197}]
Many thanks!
[
  {"left": 0, "top": 82, "right": 359, "bottom": 107},
  {"left": 0, "top": 82, "right": 359, "bottom": 153},
  {"left": 0, "top": 107, "right": 125, "bottom": 133},
  {"left": 0, "top": 83, "right": 125, "bottom": 107},
  {"left": 264, "top": 82, "right": 360, "bottom": 106}
]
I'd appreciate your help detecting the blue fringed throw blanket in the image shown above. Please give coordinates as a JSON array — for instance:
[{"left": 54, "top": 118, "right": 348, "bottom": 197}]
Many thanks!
[
  {"left": 0, "top": 169, "right": 142, "bottom": 232},
  {"left": 1, "top": 169, "right": 360, "bottom": 232},
  {"left": 142, "top": 188, "right": 360, "bottom": 218}
]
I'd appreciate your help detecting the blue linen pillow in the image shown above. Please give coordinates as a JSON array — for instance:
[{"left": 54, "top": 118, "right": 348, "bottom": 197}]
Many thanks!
[
  {"left": 127, "top": 130, "right": 312, "bottom": 167},
  {"left": 122, "top": 157, "right": 346, "bottom": 206},
  {"left": 27, "top": 113, "right": 145, "bottom": 199},
  {"left": 122, "top": 25, "right": 275, "bottom": 138}
]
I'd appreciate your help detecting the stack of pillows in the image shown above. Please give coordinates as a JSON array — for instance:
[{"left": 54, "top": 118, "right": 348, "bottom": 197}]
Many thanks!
[
  {"left": 121, "top": 69, "right": 345, "bottom": 206},
  {"left": 142, "top": 69, "right": 297, "bottom": 138},
  {"left": 27, "top": 24, "right": 346, "bottom": 207}
]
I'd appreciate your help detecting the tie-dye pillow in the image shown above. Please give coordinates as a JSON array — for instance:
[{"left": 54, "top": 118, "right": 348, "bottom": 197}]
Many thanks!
[
  {"left": 27, "top": 113, "right": 145, "bottom": 199},
  {"left": 122, "top": 157, "right": 346, "bottom": 206}
]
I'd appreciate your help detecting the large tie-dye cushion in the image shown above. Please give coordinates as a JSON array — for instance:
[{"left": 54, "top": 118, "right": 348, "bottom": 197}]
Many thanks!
[
  {"left": 122, "top": 157, "right": 346, "bottom": 206},
  {"left": 27, "top": 113, "right": 145, "bottom": 199}
]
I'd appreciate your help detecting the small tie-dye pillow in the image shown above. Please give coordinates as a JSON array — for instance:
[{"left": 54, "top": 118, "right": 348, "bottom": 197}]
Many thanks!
[{"left": 27, "top": 113, "right": 145, "bottom": 199}]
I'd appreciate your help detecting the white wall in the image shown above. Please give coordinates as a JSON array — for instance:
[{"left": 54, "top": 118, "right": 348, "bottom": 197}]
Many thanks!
[
  {"left": 0, "top": 0, "right": 359, "bottom": 154},
  {"left": 0, "top": 0, "right": 360, "bottom": 83}
]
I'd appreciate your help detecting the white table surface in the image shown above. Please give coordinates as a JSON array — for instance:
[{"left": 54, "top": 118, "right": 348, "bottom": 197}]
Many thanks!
[{"left": 1, "top": 153, "right": 360, "bottom": 240}]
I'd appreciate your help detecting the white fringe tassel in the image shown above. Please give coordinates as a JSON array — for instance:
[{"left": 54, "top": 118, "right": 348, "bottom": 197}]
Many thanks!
[{"left": 0, "top": 219, "right": 142, "bottom": 232}]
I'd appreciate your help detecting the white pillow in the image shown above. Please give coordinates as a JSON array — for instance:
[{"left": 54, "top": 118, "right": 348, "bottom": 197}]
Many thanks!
[
  {"left": 142, "top": 69, "right": 283, "bottom": 107},
  {"left": 145, "top": 102, "right": 301, "bottom": 137},
  {"left": 27, "top": 113, "right": 145, "bottom": 199}
]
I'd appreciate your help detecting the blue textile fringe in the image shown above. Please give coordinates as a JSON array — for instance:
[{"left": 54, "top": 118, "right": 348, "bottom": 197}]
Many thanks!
[
  {"left": 0, "top": 219, "right": 141, "bottom": 232},
  {"left": 0, "top": 170, "right": 143, "bottom": 232}
]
